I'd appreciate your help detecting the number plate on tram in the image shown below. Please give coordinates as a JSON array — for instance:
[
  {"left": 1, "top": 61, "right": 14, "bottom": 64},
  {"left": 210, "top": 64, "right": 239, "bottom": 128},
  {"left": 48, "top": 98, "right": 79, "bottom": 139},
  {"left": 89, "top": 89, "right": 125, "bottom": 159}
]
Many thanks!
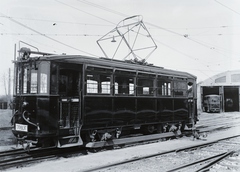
[{"left": 15, "top": 123, "right": 28, "bottom": 132}]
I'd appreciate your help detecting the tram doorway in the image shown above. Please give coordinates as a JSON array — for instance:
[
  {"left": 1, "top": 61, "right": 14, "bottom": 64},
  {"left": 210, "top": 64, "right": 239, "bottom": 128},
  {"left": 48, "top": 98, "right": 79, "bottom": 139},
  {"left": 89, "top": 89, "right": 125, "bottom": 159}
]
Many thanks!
[
  {"left": 57, "top": 68, "right": 83, "bottom": 147},
  {"left": 224, "top": 87, "right": 239, "bottom": 112}
]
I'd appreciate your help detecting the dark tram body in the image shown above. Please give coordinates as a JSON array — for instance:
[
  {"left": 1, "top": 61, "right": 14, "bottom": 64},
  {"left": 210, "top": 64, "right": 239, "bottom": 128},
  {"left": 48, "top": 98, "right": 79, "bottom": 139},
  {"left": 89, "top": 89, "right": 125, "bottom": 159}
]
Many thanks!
[{"left": 12, "top": 48, "right": 197, "bottom": 148}]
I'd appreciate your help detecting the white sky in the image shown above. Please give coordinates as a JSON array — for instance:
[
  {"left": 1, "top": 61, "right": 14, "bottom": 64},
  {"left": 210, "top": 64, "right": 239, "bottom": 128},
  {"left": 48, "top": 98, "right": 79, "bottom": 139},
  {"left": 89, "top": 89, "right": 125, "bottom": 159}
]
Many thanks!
[{"left": 0, "top": 0, "right": 240, "bottom": 96}]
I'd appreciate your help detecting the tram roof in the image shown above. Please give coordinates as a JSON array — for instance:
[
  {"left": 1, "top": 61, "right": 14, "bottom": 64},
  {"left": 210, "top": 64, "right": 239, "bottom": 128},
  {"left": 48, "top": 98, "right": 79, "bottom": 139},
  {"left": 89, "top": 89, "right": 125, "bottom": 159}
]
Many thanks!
[{"left": 30, "top": 54, "right": 196, "bottom": 79}]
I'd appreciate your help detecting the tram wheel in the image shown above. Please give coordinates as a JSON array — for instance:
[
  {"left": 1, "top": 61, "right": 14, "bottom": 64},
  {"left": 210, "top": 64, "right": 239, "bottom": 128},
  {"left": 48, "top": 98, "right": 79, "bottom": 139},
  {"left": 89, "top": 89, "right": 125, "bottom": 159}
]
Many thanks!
[{"left": 142, "top": 125, "right": 155, "bottom": 134}]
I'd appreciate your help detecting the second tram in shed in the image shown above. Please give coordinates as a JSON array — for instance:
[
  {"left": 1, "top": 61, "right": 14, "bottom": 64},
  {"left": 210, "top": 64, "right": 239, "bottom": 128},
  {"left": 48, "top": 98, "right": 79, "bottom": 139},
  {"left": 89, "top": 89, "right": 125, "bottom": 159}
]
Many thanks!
[{"left": 203, "top": 95, "right": 221, "bottom": 113}]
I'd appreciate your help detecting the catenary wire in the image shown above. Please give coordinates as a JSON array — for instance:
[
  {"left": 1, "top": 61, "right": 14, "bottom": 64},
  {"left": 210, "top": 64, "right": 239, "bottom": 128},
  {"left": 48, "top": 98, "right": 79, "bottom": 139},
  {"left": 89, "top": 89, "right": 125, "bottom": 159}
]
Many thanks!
[
  {"left": 0, "top": 12, "right": 99, "bottom": 57},
  {"left": 76, "top": 0, "right": 239, "bottom": 59}
]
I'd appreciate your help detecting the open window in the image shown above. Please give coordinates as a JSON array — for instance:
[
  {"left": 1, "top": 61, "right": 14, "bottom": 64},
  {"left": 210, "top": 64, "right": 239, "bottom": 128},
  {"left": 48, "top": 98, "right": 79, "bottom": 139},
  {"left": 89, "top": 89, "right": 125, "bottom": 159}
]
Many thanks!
[
  {"left": 115, "top": 76, "right": 135, "bottom": 95},
  {"left": 59, "top": 69, "right": 79, "bottom": 96},
  {"left": 86, "top": 72, "right": 111, "bottom": 94},
  {"left": 158, "top": 80, "right": 171, "bottom": 96},
  {"left": 137, "top": 78, "right": 154, "bottom": 96}
]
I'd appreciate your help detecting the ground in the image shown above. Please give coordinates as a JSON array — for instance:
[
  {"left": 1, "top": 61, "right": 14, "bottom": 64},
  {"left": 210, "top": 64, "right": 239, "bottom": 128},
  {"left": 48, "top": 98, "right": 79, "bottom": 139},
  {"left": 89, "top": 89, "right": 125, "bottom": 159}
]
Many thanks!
[
  {"left": 0, "top": 110, "right": 16, "bottom": 149},
  {"left": 1, "top": 110, "right": 240, "bottom": 171},
  {"left": 0, "top": 109, "right": 12, "bottom": 128}
]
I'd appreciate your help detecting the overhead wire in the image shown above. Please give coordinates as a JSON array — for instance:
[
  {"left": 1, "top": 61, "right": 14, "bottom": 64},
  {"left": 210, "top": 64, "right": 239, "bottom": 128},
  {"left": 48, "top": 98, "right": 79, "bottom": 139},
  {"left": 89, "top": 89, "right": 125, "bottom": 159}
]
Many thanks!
[
  {"left": 75, "top": 0, "right": 236, "bottom": 79},
  {"left": 0, "top": 12, "right": 99, "bottom": 57},
  {"left": 187, "top": 36, "right": 240, "bottom": 57},
  {"left": 76, "top": 0, "right": 239, "bottom": 58},
  {"left": 77, "top": 0, "right": 127, "bottom": 17},
  {"left": 2, "top": 0, "right": 238, "bottom": 59},
  {"left": 0, "top": 33, "right": 104, "bottom": 37},
  {"left": 125, "top": 25, "right": 223, "bottom": 80},
  {"left": 214, "top": 0, "right": 240, "bottom": 16},
  {"left": 0, "top": 15, "right": 112, "bottom": 27},
  {"left": 154, "top": 38, "right": 218, "bottom": 80},
  {"left": 55, "top": 0, "right": 116, "bottom": 25},
  {"left": 2, "top": 15, "right": 239, "bottom": 30},
  {"left": 155, "top": 25, "right": 240, "bottom": 30},
  {"left": 2, "top": 1, "right": 238, "bottom": 79},
  {"left": 0, "top": 16, "right": 71, "bottom": 54}
]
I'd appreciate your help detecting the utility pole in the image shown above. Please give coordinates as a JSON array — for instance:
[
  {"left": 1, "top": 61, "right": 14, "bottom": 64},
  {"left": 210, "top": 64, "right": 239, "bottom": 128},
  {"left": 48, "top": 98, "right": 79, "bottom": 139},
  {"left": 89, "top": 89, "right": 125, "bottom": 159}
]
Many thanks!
[
  {"left": 3, "top": 73, "right": 7, "bottom": 97},
  {"left": 8, "top": 68, "right": 11, "bottom": 107}
]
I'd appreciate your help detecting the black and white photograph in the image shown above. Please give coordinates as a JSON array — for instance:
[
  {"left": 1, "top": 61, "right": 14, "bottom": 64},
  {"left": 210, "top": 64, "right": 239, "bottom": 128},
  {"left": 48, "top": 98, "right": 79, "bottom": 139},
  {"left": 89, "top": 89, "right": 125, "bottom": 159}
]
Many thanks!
[{"left": 0, "top": 0, "right": 240, "bottom": 171}]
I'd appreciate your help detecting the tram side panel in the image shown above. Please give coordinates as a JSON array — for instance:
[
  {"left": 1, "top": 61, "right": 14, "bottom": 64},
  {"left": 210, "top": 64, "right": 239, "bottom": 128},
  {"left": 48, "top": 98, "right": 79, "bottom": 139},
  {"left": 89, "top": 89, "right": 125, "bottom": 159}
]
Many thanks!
[{"left": 82, "top": 96, "right": 192, "bottom": 134}]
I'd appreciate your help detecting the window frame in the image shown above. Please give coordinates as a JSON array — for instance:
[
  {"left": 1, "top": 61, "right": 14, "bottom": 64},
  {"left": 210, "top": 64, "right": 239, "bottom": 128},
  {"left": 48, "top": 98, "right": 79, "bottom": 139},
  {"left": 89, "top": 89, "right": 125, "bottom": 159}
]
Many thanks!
[
  {"left": 85, "top": 66, "right": 112, "bottom": 95},
  {"left": 38, "top": 61, "right": 50, "bottom": 94},
  {"left": 114, "top": 75, "right": 135, "bottom": 96},
  {"left": 136, "top": 73, "right": 155, "bottom": 96},
  {"left": 15, "top": 61, "right": 49, "bottom": 95},
  {"left": 157, "top": 75, "right": 173, "bottom": 97}
]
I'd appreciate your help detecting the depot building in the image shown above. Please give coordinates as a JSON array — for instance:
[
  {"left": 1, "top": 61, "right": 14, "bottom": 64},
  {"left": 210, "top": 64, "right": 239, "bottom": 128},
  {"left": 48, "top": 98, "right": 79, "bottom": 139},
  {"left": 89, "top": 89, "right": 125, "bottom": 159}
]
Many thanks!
[{"left": 197, "top": 70, "right": 240, "bottom": 112}]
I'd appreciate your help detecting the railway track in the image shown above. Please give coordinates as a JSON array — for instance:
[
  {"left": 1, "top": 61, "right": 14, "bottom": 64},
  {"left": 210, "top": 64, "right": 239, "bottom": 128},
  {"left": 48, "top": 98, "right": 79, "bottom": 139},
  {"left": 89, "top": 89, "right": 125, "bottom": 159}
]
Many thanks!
[
  {"left": 0, "top": 128, "right": 205, "bottom": 171},
  {"left": 85, "top": 136, "right": 240, "bottom": 172},
  {"left": 1, "top": 113, "right": 240, "bottom": 171},
  {"left": 0, "top": 148, "right": 57, "bottom": 170},
  {"left": 167, "top": 136, "right": 240, "bottom": 172},
  {"left": 0, "top": 147, "right": 87, "bottom": 171},
  {"left": 0, "top": 134, "right": 239, "bottom": 171}
]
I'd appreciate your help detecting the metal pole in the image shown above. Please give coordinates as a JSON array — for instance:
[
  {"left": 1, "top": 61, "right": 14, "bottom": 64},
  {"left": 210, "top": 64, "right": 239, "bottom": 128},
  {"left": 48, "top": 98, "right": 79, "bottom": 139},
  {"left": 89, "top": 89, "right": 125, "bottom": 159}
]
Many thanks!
[{"left": 8, "top": 68, "right": 11, "bottom": 108}]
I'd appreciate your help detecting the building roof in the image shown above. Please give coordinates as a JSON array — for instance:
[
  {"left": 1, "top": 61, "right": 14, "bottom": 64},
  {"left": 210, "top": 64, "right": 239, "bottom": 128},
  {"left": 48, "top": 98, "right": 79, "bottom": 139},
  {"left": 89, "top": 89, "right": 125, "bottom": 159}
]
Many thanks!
[{"left": 199, "top": 70, "right": 240, "bottom": 86}]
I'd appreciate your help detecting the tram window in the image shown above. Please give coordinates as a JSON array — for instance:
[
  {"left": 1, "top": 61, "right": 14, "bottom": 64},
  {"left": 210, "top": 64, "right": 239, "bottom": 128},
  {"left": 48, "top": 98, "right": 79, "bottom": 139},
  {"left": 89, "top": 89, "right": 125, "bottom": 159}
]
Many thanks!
[
  {"left": 59, "top": 74, "right": 68, "bottom": 93},
  {"left": 87, "top": 79, "right": 98, "bottom": 93},
  {"left": 39, "top": 62, "right": 50, "bottom": 94},
  {"left": 101, "top": 81, "right": 111, "bottom": 94},
  {"left": 137, "top": 78, "right": 154, "bottom": 95},
  {"left": 59, "top": 69, "right": 79, "bottom": 96},
  {"left": 114, "top": 82, "right": 135, "bottom": 94},
  {"left": 173, "top": 81, "right": 187, "bottom": 96},
  {"left": 115, "top": 83, "right": 118, "bottom": 94},
  {"left": 129, "top": 83, "right": 134, "bottom": 94},
  {"left": 86, "top": 73, "right": 111, "bottom": 94},
  {"left": 16, "top": 66, "right": 21, "bottom": 94},
  {"left": 50, "top": 63, "right": 58, "bottom": 94},
  {"left": 30, "top": 70, "right": 37, "bottom": 93},
  {"left": 40, "top": 73, "right": 48, "bottom": 93},
  {"left": 16, "top": 62, "right": 49, "bottom": 94},
  {"left": 23, "top": 67, "right": 28, "bottom": 93},
  {"left": 158, "top": 80, "right": 171, "bottom": 96},
  {"left": 115, "top": 76, "right": 134, "bottom": 95},
  {"left": 17, "top": 65, "right": 38, "bottom": 94}
]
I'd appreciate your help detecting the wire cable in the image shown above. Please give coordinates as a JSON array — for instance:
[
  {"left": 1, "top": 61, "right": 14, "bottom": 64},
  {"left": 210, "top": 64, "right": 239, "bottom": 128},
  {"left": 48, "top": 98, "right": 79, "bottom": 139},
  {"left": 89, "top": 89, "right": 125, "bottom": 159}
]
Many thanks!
[
  {"left": 0, "top": 15, "right": 112, "bottom": 27},
  {"left": 55, "top": 0, "right": 116, "bottom": 25},
  {"left": 0, "top": 12, "right": 99, "bottom": 57},
  {"left": 76, "top": 0, "right": 239, "bottom": 58},
  {"left": 0, "top": 33, "right": 104, "bottom": 37},
  {"left": 214, "top": 0, "right": 240, "bottom": 16}
]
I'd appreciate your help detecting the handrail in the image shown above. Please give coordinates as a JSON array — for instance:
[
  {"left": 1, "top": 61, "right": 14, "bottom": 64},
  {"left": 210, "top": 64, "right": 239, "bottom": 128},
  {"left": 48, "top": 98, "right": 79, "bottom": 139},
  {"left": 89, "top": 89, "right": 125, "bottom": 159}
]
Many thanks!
[{"left": 22, "top": 111, "right": 38, "bottom": 128}]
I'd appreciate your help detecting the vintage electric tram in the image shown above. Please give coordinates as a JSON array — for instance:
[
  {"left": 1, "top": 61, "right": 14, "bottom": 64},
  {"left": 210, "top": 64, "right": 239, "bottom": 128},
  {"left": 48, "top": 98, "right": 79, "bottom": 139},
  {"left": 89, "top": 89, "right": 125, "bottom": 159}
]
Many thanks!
[{"left": 11, "top": 47, "right": 197, "bottom": 148}]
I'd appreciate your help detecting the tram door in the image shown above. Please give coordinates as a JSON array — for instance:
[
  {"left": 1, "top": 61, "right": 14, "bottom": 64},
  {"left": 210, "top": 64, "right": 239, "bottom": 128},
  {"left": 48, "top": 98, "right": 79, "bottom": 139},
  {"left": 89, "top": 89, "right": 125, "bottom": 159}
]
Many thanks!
[{"left": 58, "top": 69, "right": 82, "bottom": 147}]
